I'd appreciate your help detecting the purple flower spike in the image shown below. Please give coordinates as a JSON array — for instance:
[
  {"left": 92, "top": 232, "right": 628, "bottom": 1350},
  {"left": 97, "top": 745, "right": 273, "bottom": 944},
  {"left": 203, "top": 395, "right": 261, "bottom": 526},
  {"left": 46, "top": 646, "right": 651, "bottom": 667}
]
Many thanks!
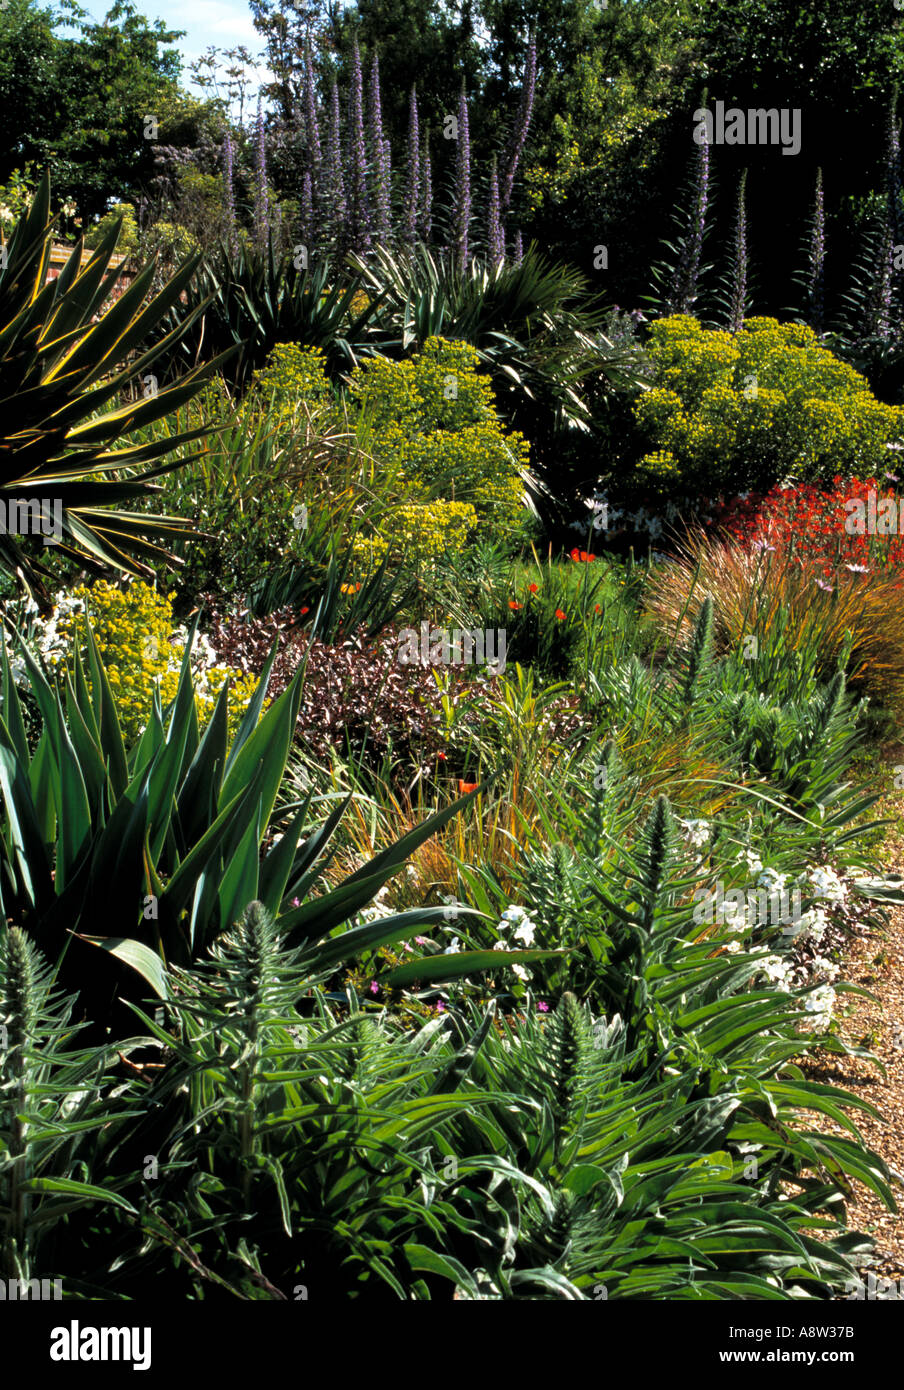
[
  {"left": 222, "top": 131, "right": 237, "bottom": 255},
  {"left": 404, "top": 86, "right": 420, "bottom": 249},
  {"left": 368, "top": 51, "right": 391, "bottom": 246},
  {"left": 454, "top": 81, "right": 471, "bottom": 267},
  {"left": 254, "top": 97, "right": 270, "bottom": 248},
  {"left": 347, "top": 40, "right": 372, "bottom": 254},
  {"left": 325, "top": 78, "right": 347, "bottom": 250},
  {"left": 487, "top": 153, "right": 504, "bottom": 264},
  {"left": 420, "top": 126, "right": 433, "bottom": 243},
  {"left": 303, "top": 43, "right": 322, "bottom": 198},
  {"left": 501, "top": 34, "right": 537, "bottom": 214},
  {"left": 727, "top": 170, "right": 748, "bottom": 333}
]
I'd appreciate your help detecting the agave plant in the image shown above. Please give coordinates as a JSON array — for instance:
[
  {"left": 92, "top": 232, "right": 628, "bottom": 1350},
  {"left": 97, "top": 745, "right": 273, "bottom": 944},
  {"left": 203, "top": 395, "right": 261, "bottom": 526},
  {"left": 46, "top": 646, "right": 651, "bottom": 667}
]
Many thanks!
[
  {"left": 0, "top": 621, "right": 557, "bottom": 1037},
  {"left": 0, "top": 171, "right": 235, "bottom": 609}
]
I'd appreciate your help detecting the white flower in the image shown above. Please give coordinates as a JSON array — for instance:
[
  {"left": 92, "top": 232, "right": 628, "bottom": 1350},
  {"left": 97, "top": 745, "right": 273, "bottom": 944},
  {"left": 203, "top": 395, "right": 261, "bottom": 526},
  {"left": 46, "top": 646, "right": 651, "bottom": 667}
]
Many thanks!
[
  {"left": 757, "top": 867, "right": 788, "bottom": 898},
  {"left": 808, "top": 865, "right": 846, "bottom": 904},
  {"left": 512, "top": 920, "right": 536, "bottom": 947},
  {"left": 511, "top": 963, "right": 532, "bottom": 983},
  {"left": 679, "top": 818, "right": 711, "bottom": 850},
  {"left": 761, "top": 954, "right": 792, "bottom": 987},
  {"left": 803, "top": 984, "right": 836, "bottom": 1032},
  {"left": 442, "top": 936, "right": 462, "bottom": 955},
  {"left": 744, "top": 850, "right": 764, "bottom": 874}
]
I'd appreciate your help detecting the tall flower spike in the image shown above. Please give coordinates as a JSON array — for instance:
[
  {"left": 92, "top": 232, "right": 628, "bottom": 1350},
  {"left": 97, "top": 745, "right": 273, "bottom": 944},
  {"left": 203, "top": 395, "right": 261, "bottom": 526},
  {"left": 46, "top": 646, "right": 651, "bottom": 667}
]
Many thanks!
[
  {"left": 419, "top": 125, "right": 432, "bottom": 244},
  {"left": 669, "top": 133, "right": 710, "bottom": 314},
  {"left": 254, "top": 97, "right": 270, "bottom": 248},
  {"left": 501, "top": 34, "right": 537, "bottom": 214},
  {"left": 303, "top": 41, "right": 322, "bottom": 200},
  {"left": 301, "top": 170, "right": 313, "bottom": 252},
  {"left": 325, "top": 78, "right": 347, "bottom": 251},
  {"left": 487, "top": 153, "right": 504, "bottom": 264},
  {"left": 368, "top": 50, "right": 391, "bottom": 246},
  {"left": 347, "top": 40, "right": 372, "bottom": 253},
  {"left": 887, "top": 90, "right": 903, "bottom": 247},
  {"left": 512, "top": 227, "right": 523, "bottom": 265},
  {"left": 727, "top": 169, "right": 748, "bottom": 333},
  {"left": 223, "top": 130, "right": 237, "bottom": 256},
  {"left": 454, "top": 80, "right": 471, "bottom": 266},
  {"left": 808, "top": 167, "right": 825, "bottom": 334},
  {"left": 404, "top": 86, "right": 420, "bottom": 248}
]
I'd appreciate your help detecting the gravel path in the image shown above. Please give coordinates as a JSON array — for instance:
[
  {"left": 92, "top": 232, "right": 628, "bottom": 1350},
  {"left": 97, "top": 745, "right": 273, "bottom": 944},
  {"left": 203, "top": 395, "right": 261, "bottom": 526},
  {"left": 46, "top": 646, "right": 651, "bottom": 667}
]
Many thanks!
[{"left": 801, "top": 847, "right": 904, "bottom": 1289}]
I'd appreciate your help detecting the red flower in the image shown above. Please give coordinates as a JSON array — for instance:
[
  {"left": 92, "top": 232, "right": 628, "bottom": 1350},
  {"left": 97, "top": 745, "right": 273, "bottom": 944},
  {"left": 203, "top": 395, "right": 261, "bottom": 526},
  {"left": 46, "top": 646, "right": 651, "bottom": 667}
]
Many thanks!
[
  {"left": 299, "top": 607, "right": 310, "bottom": 616},
  {"left": 458, "top": 780, "right": 478, "bottom": 794},
  {"left": 508, "top": 599, "right": 522, "bottom": 610},
  {"left": 437, "top": 751, "right": 447, "bottom": 761},
  {"left": 554, "top": 608, "right": 566, "bottom": 621},
  {"left": 569, "top": 548, "right": 595, "bottom": 563},
  {"left": 528, "top": 582, "right": 539, "bottom": 594}
]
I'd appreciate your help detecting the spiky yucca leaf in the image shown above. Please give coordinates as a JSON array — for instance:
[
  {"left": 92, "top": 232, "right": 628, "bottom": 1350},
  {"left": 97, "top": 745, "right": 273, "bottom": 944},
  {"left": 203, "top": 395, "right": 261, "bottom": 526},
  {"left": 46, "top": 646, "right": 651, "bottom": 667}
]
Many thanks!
[{"left": 0, "top": 171, "right": 234, "bottom": 606}]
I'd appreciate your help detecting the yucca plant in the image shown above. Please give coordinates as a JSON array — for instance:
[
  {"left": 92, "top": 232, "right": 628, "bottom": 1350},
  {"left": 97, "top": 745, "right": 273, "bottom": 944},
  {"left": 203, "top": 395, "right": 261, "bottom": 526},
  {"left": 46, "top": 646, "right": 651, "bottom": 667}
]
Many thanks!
[
  {"left": 354, "top": 242, "right": 646, "bottom": 436},
  {"left": 0, "top": 171, "right": 235, "bottom": 609},
  {"left": 149, "top": 239, "right": 386, "bottom": 392}
]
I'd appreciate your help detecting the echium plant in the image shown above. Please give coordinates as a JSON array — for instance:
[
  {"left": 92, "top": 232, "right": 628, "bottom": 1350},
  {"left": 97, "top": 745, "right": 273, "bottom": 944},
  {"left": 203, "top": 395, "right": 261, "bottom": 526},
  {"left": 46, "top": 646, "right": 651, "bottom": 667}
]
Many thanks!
[
  {"left": 718, "top": 169, "right": 750, "bottom": 333},
  {"left": 325, "top": 79, "right": 347, "bottom": 250},
  {"left": 346, "top": 40, "right": 372, "bottom": 254},
  {"left": 500, "top": 32, "right": 537, "bottom": 216},
  {"left": 254, "top": 97, "right": 270, "bottom": 247},
  {"left": 420, "top": 126, "right": 433, "bottom": 243},
  {"left": 671, "top": 133, "right": 711, "bottom": 313},
  {"left": 368, "top": 51, "right": 391, "bottom": 247},
  {"left": 807, "top": 167, "right": 826, "bottom": 333},
  {"left": 454, "top": 80, "right": 471, "bottom": 267},
  {"left": 487, "top": 154, "right": 504, "bottom": 265},
  {"left": 404, "top": 86, "right": 420, "bottom": 249},
  {"left": 303, "top": 42, "right": 323, "bottom": 204}
]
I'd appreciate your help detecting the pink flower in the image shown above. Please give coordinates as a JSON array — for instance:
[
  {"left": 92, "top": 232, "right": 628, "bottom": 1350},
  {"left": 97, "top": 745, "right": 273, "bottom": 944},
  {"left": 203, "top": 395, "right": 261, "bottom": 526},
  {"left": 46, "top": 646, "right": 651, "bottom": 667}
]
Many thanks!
[
  {"left": 291, "top": 897, "right": 300, "bottom": 907},
  {"left": 537, "top": 1001, "right": 549, "bottom": 1013},
  {"left": 369, "top": 980, "right": 379, "bottom": 995},
  {"left": 435, "top": 1000, "right": 445, "bottom": 1014},
  {"left": 415, "top": 936, "right": 429, "bottom": 945},
  {"left": 815, "top": 579, "right": 832, "bottom": 591}
]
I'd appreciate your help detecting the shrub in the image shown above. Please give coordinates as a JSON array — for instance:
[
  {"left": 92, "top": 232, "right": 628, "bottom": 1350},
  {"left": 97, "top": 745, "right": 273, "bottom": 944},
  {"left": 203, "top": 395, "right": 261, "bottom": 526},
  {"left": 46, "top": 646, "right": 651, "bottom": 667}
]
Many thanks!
[
  {"left": 349, "top": 337, "right": 529, "bottom": 537},
  {"left": 45, "top": 581, "right": 259, "bottom": 743},
  {"left": 631, "top": 316, "right": 904, "bottom": 498}
]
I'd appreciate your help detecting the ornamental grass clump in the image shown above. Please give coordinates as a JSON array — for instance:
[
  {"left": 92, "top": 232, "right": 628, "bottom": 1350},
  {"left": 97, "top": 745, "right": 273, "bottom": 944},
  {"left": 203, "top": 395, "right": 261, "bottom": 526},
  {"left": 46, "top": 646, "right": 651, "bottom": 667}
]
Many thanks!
[{"left": 642, "top": 529, "right": 904, "bottom": 709}]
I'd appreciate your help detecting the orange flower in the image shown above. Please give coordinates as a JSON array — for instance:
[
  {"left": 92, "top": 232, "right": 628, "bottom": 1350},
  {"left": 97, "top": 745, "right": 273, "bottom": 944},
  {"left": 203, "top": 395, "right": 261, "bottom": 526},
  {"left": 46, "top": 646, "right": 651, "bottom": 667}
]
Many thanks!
[
  {"left": 528, "top": 582, "right": 539, "bottom": 594},
  {"left": 458, "top": 780, "right": 478, "bottom": 794},
  {"left": 555, "top": 609, "right": 566, "bottom": 621},
  {"left": 569, "top": 548, "right": 595, "bottom": 563},
  {"left": 340, "top": 582, "right": 362, "bottom": 594},
  {"left": 508, "top": 599, "right": 522, "bottom": 610},
  {"left": 594, "top": 603, "right": 601, "bottom": 614},
  {"left": 299, "top": 606, "right": 310, "bottom": 616}
]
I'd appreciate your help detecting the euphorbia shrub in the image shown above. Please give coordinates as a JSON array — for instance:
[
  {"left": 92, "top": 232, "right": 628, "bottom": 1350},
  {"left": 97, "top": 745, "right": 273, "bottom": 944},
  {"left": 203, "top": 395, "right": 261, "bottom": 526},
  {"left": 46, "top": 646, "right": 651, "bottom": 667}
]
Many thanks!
[{"left": 633, "top": 316, "right": 904, "bottom": 497}]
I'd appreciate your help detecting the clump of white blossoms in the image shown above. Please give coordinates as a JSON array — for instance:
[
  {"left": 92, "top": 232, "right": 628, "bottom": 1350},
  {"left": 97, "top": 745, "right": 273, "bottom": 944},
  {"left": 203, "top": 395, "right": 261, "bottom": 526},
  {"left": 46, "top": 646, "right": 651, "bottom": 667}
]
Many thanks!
[
  {"left": 802, "top": 984, "right": 836, "bottom": 1033},
  {"left": 679, "top": 818, "right": 711, "bottom": 851},
  {"left": 497, "top": 905, "right": 539, "bottom": 982},
  {"left": 807, "top": 865, "right": 847, "bottom": 904}
]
